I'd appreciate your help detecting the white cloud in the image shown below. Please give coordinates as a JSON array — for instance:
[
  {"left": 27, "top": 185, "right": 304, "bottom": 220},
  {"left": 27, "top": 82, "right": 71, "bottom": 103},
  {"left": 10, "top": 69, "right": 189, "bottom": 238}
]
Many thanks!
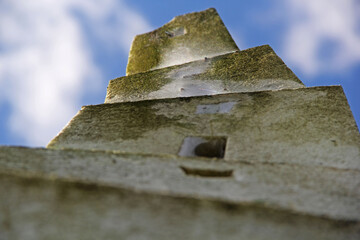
[
  {"left": 73, "top": 0, "right": 152, "bottom": 52},
  {"left": 0, "top": 0, "right": 152, "bottom": 146},
  {"left": 282, "top": 0, "right": 360, "bottom": 76}
]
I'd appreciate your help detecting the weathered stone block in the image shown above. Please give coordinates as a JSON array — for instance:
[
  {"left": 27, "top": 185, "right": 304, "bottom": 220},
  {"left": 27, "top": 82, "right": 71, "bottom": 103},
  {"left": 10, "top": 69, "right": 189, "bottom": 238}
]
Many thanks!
[
  {"left": 0, "top": 146, "right": 359, "bottom": 239},
  {"left": 107, "top": 45, "right": 304, "bottom": 103},
  {"left": 50, "top": 86, "right": 360, "bottom": 170},
  {"left": 126, "top": 8, "right": 239, "bottom": 75}
]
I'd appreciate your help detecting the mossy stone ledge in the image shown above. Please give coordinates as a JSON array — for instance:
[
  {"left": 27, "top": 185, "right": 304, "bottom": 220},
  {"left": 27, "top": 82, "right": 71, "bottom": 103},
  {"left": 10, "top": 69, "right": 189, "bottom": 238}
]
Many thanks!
[{"left": 107, "top": 45, "right": 304, "bottom": 103}]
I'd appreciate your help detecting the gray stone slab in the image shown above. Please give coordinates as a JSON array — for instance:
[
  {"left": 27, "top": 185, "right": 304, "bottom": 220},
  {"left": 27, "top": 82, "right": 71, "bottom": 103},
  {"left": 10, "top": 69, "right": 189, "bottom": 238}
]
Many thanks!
[
  {"left": 50, "top": 86, "right": 360, "bottom": 170},
  {"left": 2, "top": 173, "right": 359, "bottom": 240},
  {"left": 107, "top": 45, "right": 304, "bottom": 103},
  {"left": 126, "top": 8, "right": 239, "bottom": 75},
  {"left": 0, "top": 146, "right": 359, "bottom": 226}
]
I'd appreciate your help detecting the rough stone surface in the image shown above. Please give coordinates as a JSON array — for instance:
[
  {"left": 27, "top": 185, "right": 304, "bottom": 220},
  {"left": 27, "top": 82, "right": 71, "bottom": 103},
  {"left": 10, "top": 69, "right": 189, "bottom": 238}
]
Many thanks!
[
  {"left": 107, "top": 45, "right": 304, "bottom": 103},
  {"left": 51, "top": 86, "right": 360, "bottom": 170},
  {"left": 126, "top": 8, "right": 239, "bottom": 75},
  {"left": 0, "top": 146, "right": 359, "bottom": 239}
]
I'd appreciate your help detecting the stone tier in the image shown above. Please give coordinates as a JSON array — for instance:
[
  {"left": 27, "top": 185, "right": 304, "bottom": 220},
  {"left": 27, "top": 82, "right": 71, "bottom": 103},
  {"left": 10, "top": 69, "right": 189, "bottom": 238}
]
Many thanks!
[
  {"left": 0, "top": 146, "right": 359, "bottom": 239},
  {"left": 107, "top": 45, "right": 304, "bottom": 103},
  {"left": 50, "top": 86, "right": 360, "bottom": 170},
  {"left": 126, "top": 8, "right": 239, "bottom": 75}
]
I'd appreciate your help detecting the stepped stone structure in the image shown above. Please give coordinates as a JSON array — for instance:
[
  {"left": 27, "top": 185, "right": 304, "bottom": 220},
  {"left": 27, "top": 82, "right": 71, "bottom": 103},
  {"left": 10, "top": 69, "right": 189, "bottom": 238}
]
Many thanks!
[{"left": 1, "top": 8, "right": 360, "bottom": 240}]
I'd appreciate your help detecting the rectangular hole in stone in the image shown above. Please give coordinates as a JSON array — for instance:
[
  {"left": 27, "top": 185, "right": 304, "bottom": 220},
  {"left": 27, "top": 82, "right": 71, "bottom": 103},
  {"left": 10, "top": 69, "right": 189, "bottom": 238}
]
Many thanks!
[
  {"left": 178, "top": 136, "right": 227, "bottom": 159},
  {"left": 180, "top": 166, "right": 233, "bottom": 178}
]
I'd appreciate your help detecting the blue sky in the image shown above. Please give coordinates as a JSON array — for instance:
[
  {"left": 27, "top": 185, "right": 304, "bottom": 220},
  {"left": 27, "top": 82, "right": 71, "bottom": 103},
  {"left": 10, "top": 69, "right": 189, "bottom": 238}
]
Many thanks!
[{"left": 0, "top": 0, "right": 359, "bottom": 147}]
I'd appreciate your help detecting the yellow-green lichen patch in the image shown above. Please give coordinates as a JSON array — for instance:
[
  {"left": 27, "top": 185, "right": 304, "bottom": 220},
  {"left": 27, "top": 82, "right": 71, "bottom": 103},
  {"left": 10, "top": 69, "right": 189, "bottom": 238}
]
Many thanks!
[
  {"left": 126, "top": 33, "right": 161, "bottom": 75},
  {"left": 193, "top": 45, "right": 303, "bottom": 84},
  {"left": 126, "top": 8, "right": 239, "bottom": 75},
  {"left": 106, "top": 66, "right": 173, "bottom": 103},
  {"left": 48, "top": 100, "right": 193, "bottom": 150},
  {"left": 211, "top": 87, "right": 355, "bottom": 146}
]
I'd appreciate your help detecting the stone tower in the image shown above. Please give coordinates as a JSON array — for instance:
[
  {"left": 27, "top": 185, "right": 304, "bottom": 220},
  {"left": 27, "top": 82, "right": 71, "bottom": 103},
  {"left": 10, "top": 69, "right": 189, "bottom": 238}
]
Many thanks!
[{"left": 1, "top": 8, "right": 360, "bottom": 239}]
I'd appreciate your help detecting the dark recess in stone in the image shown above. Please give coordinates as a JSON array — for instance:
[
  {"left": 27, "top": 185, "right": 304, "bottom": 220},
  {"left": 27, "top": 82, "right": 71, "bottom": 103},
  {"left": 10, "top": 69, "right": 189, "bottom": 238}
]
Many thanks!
[{"left": 180, "top": 166, "right": 233, "bottom": 178}]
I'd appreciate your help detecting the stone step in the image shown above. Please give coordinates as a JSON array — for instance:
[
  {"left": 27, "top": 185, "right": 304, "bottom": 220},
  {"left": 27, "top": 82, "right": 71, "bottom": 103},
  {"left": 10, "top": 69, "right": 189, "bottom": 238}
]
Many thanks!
[
  {"left": 0, "top": 146, "right": 359, "bottom": 224},
  {"left": 107, "top": 45, "right": 304, "bottom": 103},
  {"left": 2, "top": 170, "right": 359, "bottom": 240},
  {"left": 50, "top": 86, "right": 360, "bottom": 170}
]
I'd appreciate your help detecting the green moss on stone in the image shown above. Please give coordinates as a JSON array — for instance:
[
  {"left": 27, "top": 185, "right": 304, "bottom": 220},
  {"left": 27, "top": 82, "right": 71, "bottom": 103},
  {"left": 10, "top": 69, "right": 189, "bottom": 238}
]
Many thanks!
[
  {"left": 193, "top": 45, "right": 302, "bottom": 84},
  {"left": 127, "top": 33, "right": 161, "bottom": 75},
  {"left": 48, "top": 100, "right": 193, "bottom": 148},
  {"left": 107, "top": 65, "right": 174, "bottom": 102}
]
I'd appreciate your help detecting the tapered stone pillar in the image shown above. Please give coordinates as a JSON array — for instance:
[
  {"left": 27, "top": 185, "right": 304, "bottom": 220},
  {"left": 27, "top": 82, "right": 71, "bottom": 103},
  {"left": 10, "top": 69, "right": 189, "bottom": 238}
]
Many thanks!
[{"left": 1, "top": 8, "right": 359, "bottom": 240}]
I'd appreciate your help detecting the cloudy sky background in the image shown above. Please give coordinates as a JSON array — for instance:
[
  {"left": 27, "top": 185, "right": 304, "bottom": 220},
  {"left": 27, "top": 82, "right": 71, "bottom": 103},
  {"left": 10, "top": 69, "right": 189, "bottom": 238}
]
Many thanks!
[{"left": 0, "top": 0, "right": 359, "bottom": 147}]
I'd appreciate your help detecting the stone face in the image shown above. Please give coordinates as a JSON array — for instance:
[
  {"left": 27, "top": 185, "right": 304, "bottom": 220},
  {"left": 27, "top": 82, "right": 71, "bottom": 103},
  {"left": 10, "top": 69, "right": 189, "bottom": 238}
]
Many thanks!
[
  {"left": 50, "top": 86, "right": 360, "bottom": 170},
  {"left": 2, "top": 175, "right": 359, "bottom": 240},
  {"left": 126, "top": 8, "right": 239, "bottom": 75},
  {"left": 0, "top": 146, "right": 360, "bottom": 240},
  {"left": 107, "top": 45, "right": 304, "bottom": 103}
]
